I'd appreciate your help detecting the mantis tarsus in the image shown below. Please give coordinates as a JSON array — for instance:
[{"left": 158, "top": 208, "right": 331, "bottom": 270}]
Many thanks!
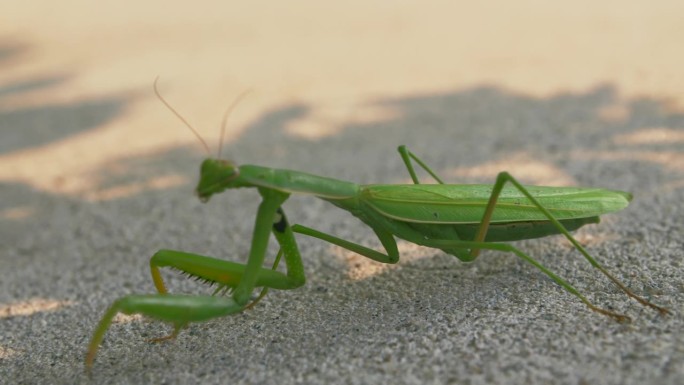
[{"left": 85, "top": 82, "right": 669, "bottom": 370}]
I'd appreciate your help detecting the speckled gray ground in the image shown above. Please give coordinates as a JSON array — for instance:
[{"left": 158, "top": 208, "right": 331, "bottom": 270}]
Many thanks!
[
  {"left": 2, "top": 85, "right": 683, "bottom": 385},
  {"left": 3, "top": 1, "right": 684, "bottom": 383}
]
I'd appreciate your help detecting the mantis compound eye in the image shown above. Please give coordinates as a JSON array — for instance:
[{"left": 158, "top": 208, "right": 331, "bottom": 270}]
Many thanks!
[{"left": 225, "top": 165, "right": 240, "bottom": 183}]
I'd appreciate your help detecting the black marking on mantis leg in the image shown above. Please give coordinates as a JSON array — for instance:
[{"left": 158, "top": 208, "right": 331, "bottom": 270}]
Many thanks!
[{"left": 273, "top": 207, "right": 288, "bottom": 233}]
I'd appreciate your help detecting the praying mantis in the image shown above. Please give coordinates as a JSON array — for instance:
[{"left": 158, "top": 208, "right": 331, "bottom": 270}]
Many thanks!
[{"left": 85, "top": 82, "right": 669, "bottom": 370}]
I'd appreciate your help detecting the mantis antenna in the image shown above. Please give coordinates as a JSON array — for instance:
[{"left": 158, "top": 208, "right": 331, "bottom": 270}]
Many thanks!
[
  {"left": 153, "top": 77, "right": 211, "bottom": 156},
  {"left": 217, "top": 90, "right": 251, "bottom": 160}
]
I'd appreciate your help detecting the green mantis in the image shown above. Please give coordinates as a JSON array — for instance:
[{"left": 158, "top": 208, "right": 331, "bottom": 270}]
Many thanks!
[{"left": 85, "top": 84, "right": 669, "bottom": 370}]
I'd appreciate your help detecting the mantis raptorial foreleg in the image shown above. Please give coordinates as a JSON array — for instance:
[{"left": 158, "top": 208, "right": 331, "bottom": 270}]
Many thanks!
[
  {"left": 242, "top": 248, "right": 285, "bottom": 310},
  {"left": 86, "top": 189, "right": 305, "bottom": 370},
  {"left": 233, "top": 188, "right": 293, "bottom": 304},
  {"left": 149, "top": 249, "right": 299, "bottom": 294}
]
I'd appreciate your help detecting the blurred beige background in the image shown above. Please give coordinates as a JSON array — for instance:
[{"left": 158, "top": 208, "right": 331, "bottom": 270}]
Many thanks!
[{"left": 2, "top": 1, "right": 683, "bottom": 198}]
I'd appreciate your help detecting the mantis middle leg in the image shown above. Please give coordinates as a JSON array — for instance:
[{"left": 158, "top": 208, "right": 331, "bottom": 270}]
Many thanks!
[{"left": 398, "top": 145, "right": 446, "bottom": 184}]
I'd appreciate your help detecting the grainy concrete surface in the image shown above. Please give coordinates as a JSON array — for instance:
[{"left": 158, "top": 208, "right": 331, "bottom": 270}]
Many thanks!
[{"left": 1, "top": 2, "right": 683, "bottom": 384}]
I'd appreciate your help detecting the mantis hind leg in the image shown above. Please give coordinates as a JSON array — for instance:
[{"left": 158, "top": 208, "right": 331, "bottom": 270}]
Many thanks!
[
  {"left": 397, "top": 145, "right": 446, "bottom": 184},
  {"left": 468, "top": 171, "right": 669, "bottom": 316},
  {"left": 421, "top": 238, "right": 635, "bottom": 322}
]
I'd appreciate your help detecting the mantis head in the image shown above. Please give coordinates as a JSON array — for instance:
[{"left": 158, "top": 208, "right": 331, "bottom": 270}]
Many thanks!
[
  {"left": 195, "top": 159, "right": 242, "bottom": 202},
  {"left": 153, "top": 79, "right": 251, "bottom": 202}
]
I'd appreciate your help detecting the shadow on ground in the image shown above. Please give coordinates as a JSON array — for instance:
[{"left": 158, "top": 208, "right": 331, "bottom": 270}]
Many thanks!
[{"left": 1, "top": 77, "right": 683, "bottom": 384}]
